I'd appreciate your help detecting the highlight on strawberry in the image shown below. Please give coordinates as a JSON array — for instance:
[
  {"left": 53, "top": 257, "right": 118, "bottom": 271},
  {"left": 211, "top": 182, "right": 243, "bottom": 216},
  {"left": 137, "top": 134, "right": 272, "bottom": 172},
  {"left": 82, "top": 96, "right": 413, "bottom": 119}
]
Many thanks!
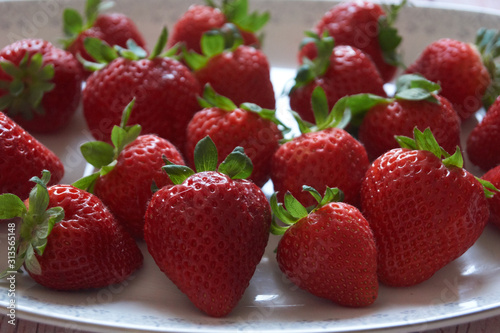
[
  {"left": 0, "top": 170, "right": 143, "bottom": 291},
  {"left": 144, "top": 136, "right": 271, "bottom": 317},
  {"left": 185, "top": 84, "right": 284, "bottom": 187},
  {"left": 270, "top": 185, "right": 378, "bottom": 307},
  {"left": 361, "top": 127, "right": 498, "bottom": 287}
]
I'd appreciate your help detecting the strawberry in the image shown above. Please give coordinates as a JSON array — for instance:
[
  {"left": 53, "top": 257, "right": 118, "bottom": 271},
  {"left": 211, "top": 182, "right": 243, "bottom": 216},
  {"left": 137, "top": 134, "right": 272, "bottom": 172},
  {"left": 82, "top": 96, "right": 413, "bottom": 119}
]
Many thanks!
[
  {"left": 183, "top": 30, "right": 275, "bottom": 109},
  {"left": 167, "top": 0, "right": 269, "bottom": 53},
  {"left": 73, "top": 100, "right": 185, "bottom": 239},
  {"left": 481, "top": 165, "right": 500, "bottom": 230},
  {"left": 0, "top": 112, "right": 64, "bottom": 199},
  {"left": 300, "top": 0, "right": 406, "bottom": 82},
  {"left": 61, "top": 0, "right": 146, "bottom": 77},
  {"left": 81, "top": 28, "right": 201, "bottom": 149},
  {"left": 270, "top": 186, "right": 378, "bottom": 307},
  {"left": 144, "top": 137, "right": 271, "bottom": 317},
  {"left": 0, "top": 170, "right": 143, "bottom": 290},
  {"left": 361, "top": 128, "right": 494, "bottom": 287},
  {"left": 0, "top": 39, "right": 82, "bottom": 133},
  {"left": 466, "top": 95, "right": 500, "bottom": 171},
  {"left": 272, "top": 87, "right": 369, "bottom": 208},
  {"left": 356, "top": 74, "right": 461, "bottom": 160},
  {"left": 185, "top": 85, "right": 282, "bottom": 187},
  {"left": 405, "top": 28, "right": 500, "bottom": 120},
  {"left": 289, "top": 32, "right": 385, "bottom": 124}
]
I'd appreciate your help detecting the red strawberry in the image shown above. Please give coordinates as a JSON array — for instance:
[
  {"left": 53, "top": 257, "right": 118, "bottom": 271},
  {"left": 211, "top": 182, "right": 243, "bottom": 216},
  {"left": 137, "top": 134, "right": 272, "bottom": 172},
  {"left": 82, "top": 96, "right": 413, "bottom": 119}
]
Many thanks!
[
  {"left": 481, "top": 165, "right": 500, "bottom": 230},
  {"left": 82, "top": 29, "right": 201, "bottom": 149},
  {"left": 185, "top": 85, "right": 282, "bottom": 187},
  {"left": 0, "top": 112, "right": 64, "bottom": 199},
  {"left": 300, "top": 0, "right": 406, "bottom": 82},
  {"left": 62, "top": 0, "right": 146, "bottom": 77},
  {"left": 357, "top": 74, "right": 461, "bottom": 160},
  {"left": 0, "top": 39, "right": 82, "bottom": 133},
  {"left": 290, "top": 32, "right": 385, "bottom": 123},
  {"left": 272, "top": 87, "right": 369, "bottom": 208},
  {"left": 466, "top": 95, "right": 500, "bottom": 171},
  {"left": 167, "top": 0, "right": 269, "bottom": 53},
  {"left": 0, "top": 170, "right": 143, "bottom": 290},
  {"left": 184, "top": 31, "right": 275, "bottom": 109},
  {"left": 74, "top": 100, "right": 185, "bottom": 239},
  {"left": 361, "top": 128, "right": 491, "bottom": 287},
  {"left": 144, "top": 137, "right": 271, "bottom": 317},
  {"left": 405, "top": 28, "right": 500, "bottom": 120},
  {"left": 270, "top": 186, "right": 378, "bottom": 307}
]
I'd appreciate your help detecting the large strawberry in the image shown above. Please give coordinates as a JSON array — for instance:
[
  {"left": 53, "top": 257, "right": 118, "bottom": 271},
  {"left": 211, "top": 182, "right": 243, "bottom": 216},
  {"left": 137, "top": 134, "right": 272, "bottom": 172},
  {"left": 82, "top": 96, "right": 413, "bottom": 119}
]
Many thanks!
[
  {"left": 167, "top": 0, "right": 269, "bottom": 53},
  {"left": 144, "top": 137, "right": 271, "bottom": 317},
  {"left": 73, "top": 100, "right": 185, "bottom": 239},
  {"left": 361, "top": 128, "right": 494, "bottom": 287},
  {"left": 0, "top": 112, "right": 64, "bottom": 199},
  {"left": 82, "top": 28, "right": 201, "bottom": 149},
  {"left": 482, "top": 165, "right": 500, "bottom": 230},
  {"left": 270, "top": 186, "right": 378, "bottom": 307},
  {"left": 300, "top": 0, "right": 406, "bottom": 82},
  {"left": 289, "top": 32, "right": 385, "bottom": 123},
  {"left": 183, "top": 30, "right": 275, "bottom": 109},
  {"left": 466, "top": 95, "right": 500, "bottom": 171},
  {"left": 0, "top": 170, "right": 143, "bottom": 290},
  {"left": 272, "top": 86, "right": 369, "bottom": 208},
  {"left": 356, "top": 74, "right": 461, "bottom": 160},
  {"left": 0, "top": 39, "right": 82, "bottom": 133},
  {"left": 185, "top": 85, "right": 282, "bottom": 187},
  {"left": 405, "top": 28, "right": 500, "bottom": 120},
  {"left": 61, "top": 0, "right": 146, "bottom": 77}
]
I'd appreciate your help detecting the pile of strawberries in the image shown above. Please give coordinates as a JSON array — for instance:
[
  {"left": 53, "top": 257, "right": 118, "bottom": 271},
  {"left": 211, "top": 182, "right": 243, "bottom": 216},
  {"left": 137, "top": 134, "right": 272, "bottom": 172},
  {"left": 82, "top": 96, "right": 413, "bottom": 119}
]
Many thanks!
[{"left": 1, "top": 0, "right": 500, "bottom": 319}]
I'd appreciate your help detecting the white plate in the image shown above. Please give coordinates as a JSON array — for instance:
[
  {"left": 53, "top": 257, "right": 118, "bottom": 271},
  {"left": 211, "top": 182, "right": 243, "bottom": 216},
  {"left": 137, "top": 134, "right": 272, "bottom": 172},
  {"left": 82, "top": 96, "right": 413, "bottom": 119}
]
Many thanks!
[{"left": 1, "top": 0, "right": 500, "bottom": 332}]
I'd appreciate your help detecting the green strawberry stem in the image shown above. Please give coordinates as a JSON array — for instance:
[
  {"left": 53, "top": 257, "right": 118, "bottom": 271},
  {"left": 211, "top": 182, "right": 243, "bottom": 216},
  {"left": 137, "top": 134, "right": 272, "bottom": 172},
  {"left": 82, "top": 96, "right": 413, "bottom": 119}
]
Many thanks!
[
  {"left": 0, "top": 53, "right": 55, "bottom": 120},
  {"left": 0, "top": 170, "right": 65, "bottom": 279},
  {"left": 72, "top": 99, "right": 140, "bottom": 192},
  {"left": 395, "top": 127, "right": 499, "bottom": 199},
  {"left": 476, "top": 28, "right": 500, "bottom": 109},
  {"left": 162, "top": 136, "right": 253, "bottom": 184},
  {"left": 79, "top": 27, "right": 172, "bottom": 72},
  {"left": 270, "top": 186, "right": 344, "bottom": 235},
  {"left": 378, "top": 0, "right": 407, "bottom": 67},
  {"left": 206, "top": 0, "right": 270, "bottom": 34},
  {"left": 61, "top": 0, "right": 115, "bottom": 49}
]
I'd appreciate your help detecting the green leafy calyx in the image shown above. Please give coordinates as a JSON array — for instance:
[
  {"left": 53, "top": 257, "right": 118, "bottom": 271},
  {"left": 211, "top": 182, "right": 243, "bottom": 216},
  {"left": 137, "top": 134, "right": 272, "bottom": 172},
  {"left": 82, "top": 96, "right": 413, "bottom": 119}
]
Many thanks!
[
  {"left": 0, "top": 170, "right": 65, "bottom": 278},
  {"left": 207, "top": 0, "right": 270, "bottom": 33},
  {"left": 270, "top": 186, "right": 344, "bottom": 235},
  {"left": 475, "top": 28, "right": 500, "bottom": 110},
  {"left": 378, "top": 0, "right": 407, "bottom": 67},
  {"left": 0, "top": 53, "right": 55, "bottom": 120},
  {"left": 72, "top": 99, "right": 141, "bottom": 192},
  {"left": 61, "top": 0, "right": 115, "bottom": 49},
  {"left": 162, "top": 136, "right": 253, "bottom": 184}
]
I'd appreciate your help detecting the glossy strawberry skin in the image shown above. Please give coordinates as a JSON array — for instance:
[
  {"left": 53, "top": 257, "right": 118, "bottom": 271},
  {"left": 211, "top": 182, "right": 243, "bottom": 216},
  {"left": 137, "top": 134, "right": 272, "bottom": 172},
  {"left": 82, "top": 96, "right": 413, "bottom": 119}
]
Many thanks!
[
  {"left": 358, "top": 95, "right": 461, "bottom": 161},
  {"left": 67, "top": 13, "right": 146, "bottom": 77},
  {"left": 482, "top": 165, "right": 500, "bottom": 230},
  {"left": 466, "top": 96, "right": 500, "bottom": 171},
  {"left": 307, "top": 0, "right": 396, "bottom": 82},
  {"left": 94, "top": 134, "right": 185, "bottom": 239},
  {"left": 167, "top": 5, "right": 259, "bottom": 54},
  {"left": 28, "top": 185, "right": 143, "bottom": 291},
  {"left": 277, "top": 202, "right": 378, "bottom": 307},
  {"left": 290, "top": 45, "right": 386, "bottom": 123},
  {"left": 361, "top": 148, "right": 489, "bottom": 287},
  {"left": 83, "top": 57, "right": 201, "bottom": 150},
  {"left": 0, "top": 112, "right": 64, "bottom": 199},
  {"left": 406, "top": 38, "right": 490, "bottom": 120},
  {"left": 194, "top": 45, "right": 275, "bottom": 109},
  {"left": 0, "top": 39, "right": 82, "bottom": 133},
  {"left": 185, "top": 108, "right": 281, "bottom": 187},
  {"left": 144, "top": 171, "right": 271, "bottom": 317},
  {"left": 272, "top": 128, "right": 369, "bottom": 208}
]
